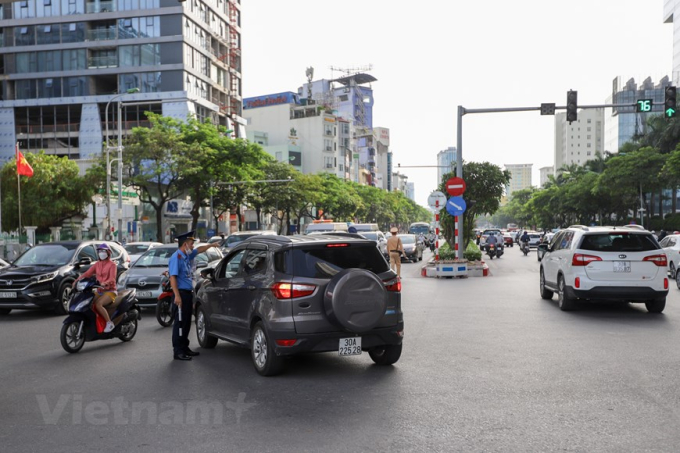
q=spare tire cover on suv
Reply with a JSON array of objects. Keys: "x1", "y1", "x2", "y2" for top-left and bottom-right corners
[{"x1": 323, "y1": 268, "x2": 387, "y2": 333}]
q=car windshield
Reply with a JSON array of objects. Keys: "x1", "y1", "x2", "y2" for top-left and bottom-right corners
[
  {"x1": 125, "y1": 244, "x2": 151, "y2": 255},
  {"x1": 290, "y1": 244, "x2": 390, "y2": 278},
  {"x1": 14, "y1": 244, "x2": 78, "y2": 266},
  {"x1": 399, "y1": 235, "x2": 416, "y2": 244},
  {"x1": 226, "y1": 234, "x2": 258, "y2": 246},
  {"x1": 134, "y1": 247, "x2": 177, "y2": 267},
  {"x1": 579, "y1": 233, "x2": 659, "y2": 252},
  {"x1": 361, "y1": 232, "x2": 379, "y2": 241}
]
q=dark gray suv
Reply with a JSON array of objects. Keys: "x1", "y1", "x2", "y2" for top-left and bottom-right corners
[{"x1": 195, "y1": 234, "x2": 403, "y2": 376}]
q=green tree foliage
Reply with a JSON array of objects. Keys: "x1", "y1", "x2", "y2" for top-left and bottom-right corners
[
  {"x1": 1, "y1": 152, "x2": 95, "y2": 233},
  {"x1": 439, "y1": 162, "x2": 510, "y2": 248}
]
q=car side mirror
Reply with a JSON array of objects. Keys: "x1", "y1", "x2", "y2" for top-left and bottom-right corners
[
  {"x1": 538, "y1": 244, "x2": 548, "y2": 252},
  {"x1": 75, "y1": 257, "x2": 92, "y2": 268},
  {"x1": 200, "y1": 267, "x2": 215, "y2": 279},
  {"x1": 196, "y1": 262, "x2": 207, "y2": 269}
]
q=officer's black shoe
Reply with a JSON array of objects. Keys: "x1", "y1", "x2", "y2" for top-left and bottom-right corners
[
  {"x1": 185, "y1": 349, "x2": 200, "y2": 357},
  {"x1": 173, "y1": 353, "x2": 192, "y2": 361}
]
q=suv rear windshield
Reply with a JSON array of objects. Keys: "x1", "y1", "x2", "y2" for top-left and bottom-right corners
[
  {"x1": 579, "y1": 233, "x2": 659, "y2": 252},
  {"x1": 288, "y1": 244, "x2": 389, "y2": 278}
]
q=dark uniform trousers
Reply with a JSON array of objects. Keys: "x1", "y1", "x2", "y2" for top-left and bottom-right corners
[{"x1": 172, "y1": 289, "x2": 194, "y2": 356}]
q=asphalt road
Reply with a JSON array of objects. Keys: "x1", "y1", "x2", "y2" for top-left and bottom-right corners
[{"x1": 2, "y1": 246, "x2": 680, "y2": 452}]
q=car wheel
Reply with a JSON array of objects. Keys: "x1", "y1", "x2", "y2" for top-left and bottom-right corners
[
  {"x1": 196, "y1": 305, "x2": 217, "y2": 349},
  {"x1": 0, "y1": 308, "x2": 11, "y2": 315},
  {"x1": 155, "y1": 297, "x2": 173, "y2": 327},
  {"x1": 676, "y1": 270, "x2": 680, "y2": 290},
  {"x1": 60, "y1": 321, "x2": 85, "y2": 353},
  {"x1": 369, "y1": 343, "x2": 402, "y2": 366},
  {"x1": 557, "y1": 275, "x2": 576, "y2": 311},
  {"x1": 251, "y1": 321, "x2": 284, "y2": 376},
  {"x1": 55, "y1": 282, "x2": 73, "y2": 315},
  {"x1": 645, "y1": 298, "x2": 666, "y2": 313},
  {"x1": 118, "y1": 319, "x2": 138, "y2": 342},
  {"x1": 671, "y1": 262, "x2": 677, "y2": 279},
  {"x1": 539, "y1": 268, "x2": 554, "y2": 300}
]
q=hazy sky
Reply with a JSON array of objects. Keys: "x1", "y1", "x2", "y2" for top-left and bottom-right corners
[{"x1": 241, "y1": 0, "x2": 672, "y2": 208}]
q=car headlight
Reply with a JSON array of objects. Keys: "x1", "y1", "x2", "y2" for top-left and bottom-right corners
[{"x1": 33, "y1": 272, "x2": 57, "y2": 284}]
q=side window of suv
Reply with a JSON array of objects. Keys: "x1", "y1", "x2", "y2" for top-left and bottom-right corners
[
  {"x1": 560, "y1": 231, "x2": 575, "y2": 250},
  {"x1": 243, "y1": 249, "x2": 267, "y2": 275},
  {"x1": 550, "y1": 232, "x2": 565, "y2": 250},
  {"x1": 218, "y1": 250, "x2": 246, "y2": 279}
]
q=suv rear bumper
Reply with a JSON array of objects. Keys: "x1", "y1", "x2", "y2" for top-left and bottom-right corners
[
  {"x1": 567, "y1": 285, "x2": 668, "y2": 301},
  {"x1": 271, "y1": 323, "x2": 404, "y2": 356}
]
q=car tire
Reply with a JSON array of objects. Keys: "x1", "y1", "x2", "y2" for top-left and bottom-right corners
[
  {"x1": 118, "y1": 319, "x2": 138, "y2": 342},
  {"x1": 196, "y1": 305, "x2": 218, "y2": 349},
  {"x1": 251, "y1": 321, "x2": 284, "y2": 376},
  {"x1": 60, "y1": 321, "x2": 85, "y2": 353},
  {"x1": 0, "y1": 308, "x2": 11, "y2": 315},
  {"x1": 55, "y1": 281, "x2": 73, "y2": 315},
  {"x1": 324, "y1": 269, "x2": 387, "y2": 333},
  {"x1": 539, "y1": 268, "x2": 553, "y2": 300},
  {"x1": 676, "y1": 270, "x2": 680, "y2": 290},
  {"x1": 557, "y1": 275, "x2": 576, "y2": 311},
  {"x1": 671, "y1": 262, "x2": 677, "y2": 279},
  {"x1": 645, "y1": 298, "x2": 666, "y2": 313},
  {"x1": 369, "y1": 343, "x2": 402, "y2": 366}
]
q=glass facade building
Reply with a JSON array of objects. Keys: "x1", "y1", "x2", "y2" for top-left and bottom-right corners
[{"x1": 0, "y1": 0, "x2": 244, "y2": 162}]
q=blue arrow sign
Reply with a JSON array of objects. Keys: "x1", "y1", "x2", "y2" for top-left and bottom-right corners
[{"x1": 446, "y1": 196, "x2": 466, "y2": 216}]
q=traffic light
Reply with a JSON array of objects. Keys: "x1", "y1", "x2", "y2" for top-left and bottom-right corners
[
  {"x1": 665, "y1": 86, "x2": 677, "y2": 119},
  {"x1": 566, "y1": 90, "x2": 578, "y2": 123}
]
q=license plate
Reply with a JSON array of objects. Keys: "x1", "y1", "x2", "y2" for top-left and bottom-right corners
[
  {"x1": 137, "y1": 291, "x2": 152, "y2": 298},
  {"x1": 0, "y1": 292, "x2": 17, "y2": 298},
  {"x1": 339, "y1": 337, "x2": 362, "y2": 356},
  {"x1": 613, "y1": 261, "x2": 631, "y2": 273}
]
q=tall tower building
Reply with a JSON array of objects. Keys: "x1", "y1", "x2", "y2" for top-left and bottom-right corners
[
  {"x1": 504, "y1": 163, "x2": 532, "y2": 198},
  {"x1": 0, "y1": 0, "x2": 244, "y2": 162},
  {"x1": 554, "y1": 108, "x2": 604, "y2": 172},
  {"x1": 436, "y1": 147, "x2": 456, "y2": 185}
]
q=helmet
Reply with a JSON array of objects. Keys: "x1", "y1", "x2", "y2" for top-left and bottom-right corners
[{"x1": 97, "y1": 243, "x2": 112, "y2": 255}]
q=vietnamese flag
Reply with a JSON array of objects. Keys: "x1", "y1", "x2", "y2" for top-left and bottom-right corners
[{"x1": 16, "y1": 144, "x2": 33, "y2": 177}]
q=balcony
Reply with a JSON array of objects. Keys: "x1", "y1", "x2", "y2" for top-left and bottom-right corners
[
  {"x1": 86, "y1": 1, "x2": 115, "y2": 14},
  {"x1": 88, "y1": 55, "x2": 118, "y2": 68},
  {"x1": 87, "y1": 28, "x2": 116, "y2": 41}
]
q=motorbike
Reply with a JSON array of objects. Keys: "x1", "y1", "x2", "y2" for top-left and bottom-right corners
[
  {"x1": 156, "y1": 271, "x2": 174, "y2": 327},
  {"x1": 486, "y1": 243, "x2": 497, "y2": 260},
  {"x1": 520, "y1": 240, "x2": 530, "y2": 256},
  {"x1": 60, "y1": 277, "x2": 140, "y2": 353}
]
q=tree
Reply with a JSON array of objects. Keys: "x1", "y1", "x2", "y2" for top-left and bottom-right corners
[
  {"x1": 439, "y1": 162, "x2": 510, "y2": 249},
  {"x1": 1, "y1": 151, "x2": 95, "y2": 233}
]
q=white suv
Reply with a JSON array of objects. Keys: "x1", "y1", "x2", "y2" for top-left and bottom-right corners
[{"x1": 538, "y1": 226, "x2": 669, "y2": 312}]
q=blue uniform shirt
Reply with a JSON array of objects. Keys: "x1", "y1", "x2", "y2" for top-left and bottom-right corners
[{"x1": 168, "y1": 248, "x2": 199, "y2": 290}]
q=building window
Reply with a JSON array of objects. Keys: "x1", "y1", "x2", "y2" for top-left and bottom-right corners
[
  {"x1": 44, "y1": 0, "x2": 51, "y2": 5},
  {"x1": 587, "y1": 143, "x2": 591, "y2": 148},
  {"x1": 69, "y1": 23, "x2": 76, "y2": 32},
  {"x1": 124, "y1": 19, "x2": 132, "y2": 28},
  {"x1": 20, "y1": 27, "x2": 28, "y2": 34},
  {"x1": 20, "y1": 1, "x2": 28, "y2": 7},
  {"x1": 587, "y1": 119, "x2": 591, "y2": 123},
  {"x1": 44, "y1": 25, "x2": 51, "y2": 33}
]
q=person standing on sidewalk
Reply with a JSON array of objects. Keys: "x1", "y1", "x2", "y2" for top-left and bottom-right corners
[
  {"x1": 169, "y1": 230, "x2": 220, "y2": 361},
  {"x1": 386, "y1": 227, "x2": 404, "y2": 279}
]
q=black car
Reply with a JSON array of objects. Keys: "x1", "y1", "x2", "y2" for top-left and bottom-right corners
[
  {"x1": 0, "y1": 241, "x2": 129, "y2": 316},
  {"x1": 195, "y1": 234, "x2": 403, "y2": 376}
]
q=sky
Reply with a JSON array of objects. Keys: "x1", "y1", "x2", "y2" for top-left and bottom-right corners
[{"x1": 240, "y1": 0, "x2": 673, "y2": 209}]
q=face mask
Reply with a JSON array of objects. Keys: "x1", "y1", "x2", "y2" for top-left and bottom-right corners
[{"x1": 98, "y1": 251, "x2": 108, "y2": 260}]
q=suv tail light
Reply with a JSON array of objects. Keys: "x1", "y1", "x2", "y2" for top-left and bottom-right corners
[
  {"x1": 572, "y1": 253, "x2": 602, "y2": 266},
  {"x1": 643, "y1": 254, "x2": 668, "y2": 267},
  {"x1": 271, "y1": 282, "x2": 316, "y2": 299},
  {"x1": 326, "y1": 243, "x2": 349, "y2": 248},
  {"x1": 383, "y1": 277, "x2": 401, "y2": 292}
]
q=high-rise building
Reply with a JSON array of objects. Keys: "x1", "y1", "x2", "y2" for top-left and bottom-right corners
[
  {"x1": 664, "y1": 1, "x2": 680, "y2": 83},
  {"x1": 604, "y1": 76, "x2": 670, "y2": 153},
  {"x1": 504, "y1": 163, "x2": 532, "y2": 198},
  {"x1": 0, "y1": 0, "x2": 245, "y2": 162},
  {"x1": 539, "y1": 166, "x2": 554, "y2": 187},
  {"x1": 554, "y1": 108, "x2": 603, "y2": 172},
  {"x1": 436, "y1": 147, "x2": 456, "y2": 185}
]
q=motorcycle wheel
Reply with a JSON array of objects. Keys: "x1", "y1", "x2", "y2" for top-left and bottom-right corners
[
  {"x1": 60, "y1": 321, "x2": 85, "y2": 353},
  {"x1": 119, "y1": 319, "x2": 138, "y2": 342},
  {"x1": 155, "y1": 297, "x2": 174, "y2": 327}
]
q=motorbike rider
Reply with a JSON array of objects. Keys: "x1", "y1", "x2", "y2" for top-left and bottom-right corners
[
  {"x1": 486, "y1": 232, "x2": 499, "y2": 251},
  {"x1": 520, "y1": 231, "x2": 530, "y2": 249},
  {"x1": 73, "y1": 243, "x2": 118, "y2": 333}
]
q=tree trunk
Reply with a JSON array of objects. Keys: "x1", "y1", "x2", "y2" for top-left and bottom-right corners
[
  {"x1": 255, "y1": 207, "x2": 261, "y2": 230},
  {"x1": 286, "y1": 209, "x2": 291, "y2": 235},
  {"x1": 156, "y1": 205, "x2": 164, "y2": 243},
  {"x1": 673, "y1": 185, "x2": 678, "y2": 215}
]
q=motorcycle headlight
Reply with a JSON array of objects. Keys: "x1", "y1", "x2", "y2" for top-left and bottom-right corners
[
  {"x1": 33, "y1": 272, "x2": 57, "y2": 284},
  {"x1": 117, "y1": 271, "x2": 129, "y2": 288},
  {"x1": 76, "y1": 280, "x2": 89, "y2": 292}
]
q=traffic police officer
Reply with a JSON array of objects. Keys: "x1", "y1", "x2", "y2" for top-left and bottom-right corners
[{"x1": 169, "y1": 230, "x2": 220, "y2": 361}]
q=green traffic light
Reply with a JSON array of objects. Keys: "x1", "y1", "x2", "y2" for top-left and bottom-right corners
[{"x1": 666, "y1": 108, "x2": 676, "y2": 118}]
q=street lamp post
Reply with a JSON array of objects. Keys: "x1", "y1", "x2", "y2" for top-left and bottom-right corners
[{"x1": 104, "y1": 88, "x2": 138, "y2": 241}]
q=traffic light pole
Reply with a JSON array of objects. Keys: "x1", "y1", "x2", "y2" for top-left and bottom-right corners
[{"x1": 455, "y1": 101, "x2": 637, "y2": 260}]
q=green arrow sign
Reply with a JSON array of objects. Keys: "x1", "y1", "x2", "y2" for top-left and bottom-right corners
[{"x1": 667, "y1": 108, "x2": 676, "y2": 118}]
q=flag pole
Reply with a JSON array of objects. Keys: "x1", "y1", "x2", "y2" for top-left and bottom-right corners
[{"x1": 16, "y1": 143, "x2": 21, "y2": 239}]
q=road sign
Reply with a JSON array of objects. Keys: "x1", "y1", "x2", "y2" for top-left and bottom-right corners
[
  {"x1": 446, "y1": 196, "x2": 466, "y2": 216},
  {"x1": 445, "y1": 177, "x2": 466, "y2": 196},
  {"x1": 427, "y1": 191, "x2": 447, "y2": 211}
]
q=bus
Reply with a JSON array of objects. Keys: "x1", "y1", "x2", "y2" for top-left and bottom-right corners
[
  {"x1": 408, "y1": 222, "x2": 432, "y2": 235},
  {"x1": 507, "y1": 223, "x2": 519, "y2": 231}
]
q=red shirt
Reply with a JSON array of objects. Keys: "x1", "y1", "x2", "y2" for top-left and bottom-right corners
[{"x1": 77, "y1": 259, "x2": 118, "y2": 292}]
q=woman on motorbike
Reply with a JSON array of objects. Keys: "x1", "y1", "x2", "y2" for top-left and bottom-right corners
[{"x1": 73, "y1": 244, "x2": 118, "y2": 333}]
